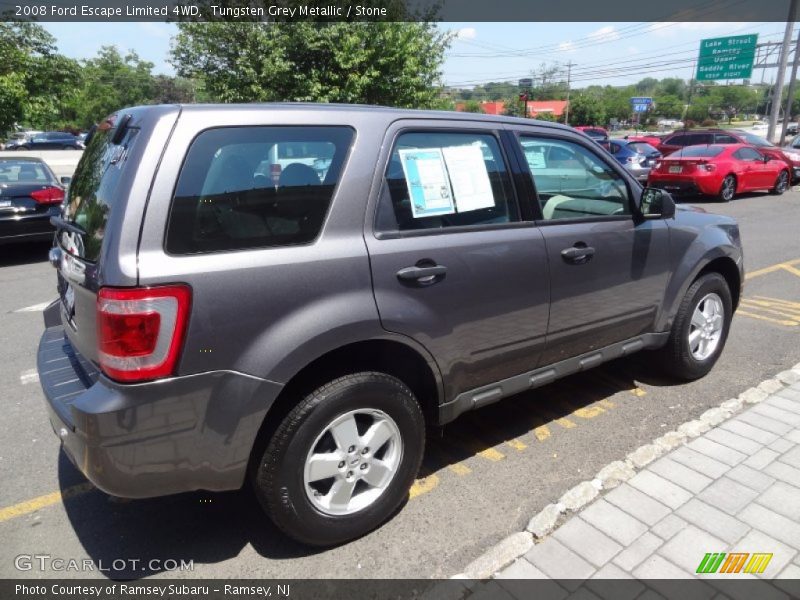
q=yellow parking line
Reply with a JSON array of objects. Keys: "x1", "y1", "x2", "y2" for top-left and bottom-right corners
[
  {"x1": 505, "y1": 438, "x2": 528, "y2": 451},
  {"x1": 746, "y1": 258, "x2": 800, "y2": 280},
  {"x1": 781, "y1": 264, "x2": 800, "y2": 278},
  {"x1": 752, "y1": 296, "x2": 800, "y2": 311},
  {"x1": 599, "y1": 399, "x2": 616, "y2": 409},
  {"x1": 448, "y1": 463, "x2": 472, "y2": 476},
  {"x1": 591, "y1": 371, "x2": 647, "y2": 397},
  {"x1": 476, "y1": 447, "x2": 506, "y2": 461},
  {"x1": 0, "y1": 482, "x2": 94, "y2": 523},
  {"x1": 533, "y1": 425, "x2": 551, "y2": 441},
  {"x1": 736, "y1": 309, "x2": 798, "y2": 327},
  {"x1": 739, "y1": 302, "x2": 800, "y2": 321},
  {"x1": 409, "y1": 474, "x2": 439, "y2": 499}
]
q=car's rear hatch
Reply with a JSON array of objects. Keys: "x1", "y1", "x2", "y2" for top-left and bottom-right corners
[{"x1": 52, "y1": 106, "x2": 180, "y2": 365}]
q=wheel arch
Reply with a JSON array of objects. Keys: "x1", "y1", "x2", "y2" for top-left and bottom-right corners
[{"x1": 246, "y1": 336, "x2": 443, "y2": 478}]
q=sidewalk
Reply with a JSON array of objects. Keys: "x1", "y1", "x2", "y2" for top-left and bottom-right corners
[{"x1": 457, "y1": 366, "x2": 800, "y2": 595}]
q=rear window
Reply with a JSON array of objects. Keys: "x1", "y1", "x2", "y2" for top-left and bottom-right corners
[
  {"x1": 165, "y1": 126, "x2": 353, "y2": 255},
  {"x1": 740, "y1": 133, "x2": 774, "y2": 148},
  {"x1": 61, "y1": 119, "x2": 139, "y2": 262},
  {"x1": 674, "y1": 145, "x2": 724, "y2": 157},
  {"x1": 0, "y1": 160, "x2": 55, "y2": 183},
  {"x1": 627, "y1": 142, "x2": 658, "y2": 154}
]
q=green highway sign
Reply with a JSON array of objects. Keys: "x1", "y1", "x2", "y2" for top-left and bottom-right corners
[{"x1": 696, "y1": 34, "x2": 758, "y2": 81}]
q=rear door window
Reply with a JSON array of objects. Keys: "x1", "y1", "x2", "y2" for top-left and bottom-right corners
[
  {"x1": 166, "y1": 126, "x2": 353, "y2": 254},
  {"x1": 374, "y1": 130, "x2": 518, "y2": 233}
]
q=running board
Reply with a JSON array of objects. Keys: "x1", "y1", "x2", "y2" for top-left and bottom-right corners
[{"x1": 438, "y1": 333, "x2": 669, "y2": 424}]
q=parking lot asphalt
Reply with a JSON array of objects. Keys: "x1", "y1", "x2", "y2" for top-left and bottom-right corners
[{"x1": 0, "y1": 190, "x2": 798, "y2": 580}]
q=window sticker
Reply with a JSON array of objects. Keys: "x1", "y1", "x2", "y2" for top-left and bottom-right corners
[
  {"x1": 398, "y1": 148, "x2": 455, "y2": 218},
  {"x1": 524, "y1": 146, "x2": 547, "y2": 169},
  {"x1": 441, "y1": 145, "x2": 495, "y2": 213}
]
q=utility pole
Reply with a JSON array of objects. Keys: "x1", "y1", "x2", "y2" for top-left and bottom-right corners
[
  {"x1": 780, "y1": 29, "x2": 800, "y2": 145},
  {"x1": 768, "y1": 0, "x2": 798, "y2": 142},
  {"x1": 564, "y1": 61, "x2": 574, "y2": 125}
]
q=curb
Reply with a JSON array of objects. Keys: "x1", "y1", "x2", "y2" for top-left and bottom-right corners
[{"x1": 453, "y1": 361, "x2": 800, "y2": 580}]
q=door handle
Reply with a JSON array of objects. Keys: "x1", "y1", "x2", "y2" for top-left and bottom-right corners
[
  {"x1": 561, "y1": 244, "x2": 595, "y2": 264},
  {"x1": 397, "y1": 264, "x2": 447, "y2": 285}
]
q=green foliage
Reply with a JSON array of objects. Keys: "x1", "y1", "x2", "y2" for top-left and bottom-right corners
[
  {"x1": 461, "y1": 99, "x2": 483, "y2": 113},
  {"x1": 568, "y1": 93, "x2": 606, "y2": 126},
  {"x1": 70, "y1": 47, "x2": 156, "y2": 128},
  {"x1": 652, "y1": 94, "x2": 683, "y2": 119},
  {"x1": 534, "y1": 112, "x2": 556, "y2": 122},
  {"x1": 171, "y1": 22, "x2": 451, "y2": 107}
]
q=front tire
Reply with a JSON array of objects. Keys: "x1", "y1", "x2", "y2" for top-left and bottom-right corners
[
  {"x1": 718, "y1": 175, "x2": 736, "y2": 202},
  {"x1": 252, "y1": 372, "x2": 425, "y2": 546},
  {"x1": 771, "y1": 170, "x2": 789, "y2": 195},
  {"x1": 658, "y1": 273, "x2": 733, "y2": 381}
]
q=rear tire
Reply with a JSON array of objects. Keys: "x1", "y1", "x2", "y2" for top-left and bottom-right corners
[
  {"x1": 658, "y1": 273, "x2": 732, "y2": 381},
  {"x1": 718, "y1": 175, "x2": 736, "y2": 202},
  {"x1": 252, "y1": 372, "x2": 425, "y2": 546},
  {"x1": 771, "y1": 170, "x2": 789, "y2": 195}
]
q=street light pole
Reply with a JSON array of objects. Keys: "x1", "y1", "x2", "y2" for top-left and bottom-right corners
[
  {"x1": 564, "y1": 61, "x2": 574, "y2": 125},
  {"x1": 780, "y1": 28, "x2": 800, "y2": 145},
  {"x1": 768, "y1": 0, "x2": 798, "y2": 142}
]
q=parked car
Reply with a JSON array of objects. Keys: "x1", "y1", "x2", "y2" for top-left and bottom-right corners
[
  {"x1": 4, "y1": 131, "x2": 42, "y2": 150},
  {"x1": 574, "y1": 125, "x2": 609, "y2": 142},
  {"x1": 13, "y1": 131, "x2": 84, "y2": 150},
  {"x1": 625, "y1": 133, "x2": 667, "y2": 147},
  {"x1": 0, "y1": 157, "x2": 66, "y2": 244},
  {"x1": 780, "y1": 135, "x2": 800, "y2": 181},
  {"x1": 603, "y1": 139, "x2": 662, "y2": 182},
  {"x1": 648, "y1": 144, "x2": 790, "y2": 201},
  {"x1": 38, "y1": 105, "x2": 743, "y2": 546},
  {"x1": 751, "y1": 121, "x2": 768, "y2": 132},
  {"x1": 656, "y1": 129, "x2": 794, "y2": 178}
]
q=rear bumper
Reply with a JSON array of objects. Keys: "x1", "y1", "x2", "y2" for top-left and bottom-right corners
[
  {"x1": 0, "y1": 208, "x2": 58, "y2": 244},
  {"x1": 648, "y1": 178, "x2": 706, "y2": 196},
  {"x1": 38, "y1": 305, "x2": 283, "y2": 498}
]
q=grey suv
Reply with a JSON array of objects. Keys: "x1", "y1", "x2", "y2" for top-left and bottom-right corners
[{"x1": 38, "y1": 105, "x2": 743, "y2": 546}]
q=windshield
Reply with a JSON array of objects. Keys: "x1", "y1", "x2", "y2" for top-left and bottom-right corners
[{"x1": 674, "y1": 145, "x2": 724, "y2": 157}]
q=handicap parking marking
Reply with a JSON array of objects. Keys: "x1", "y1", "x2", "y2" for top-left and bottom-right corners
[
  {"x1": 738, "y1": 296, "x2": 800, "y2": 327},
  {"x1": 745, "y1": 258, "x2": 800, "y2": 280}
]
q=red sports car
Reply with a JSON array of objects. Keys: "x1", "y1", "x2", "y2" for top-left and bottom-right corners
[
  {"x1": 648, "y1": 144, "x2": 791, "y2": 201},
  {"x1": 625, "y1": 134, "x2": 665, "y2": 147}
]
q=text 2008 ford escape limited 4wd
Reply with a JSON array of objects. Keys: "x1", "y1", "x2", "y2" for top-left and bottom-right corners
[{"x1": 38, "y1": 105, "x2": 743, "y2": 546}]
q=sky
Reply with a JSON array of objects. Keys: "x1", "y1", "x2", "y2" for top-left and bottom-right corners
[{"x1": 42, "y1": 21, "x2": 793, "y2": 90}]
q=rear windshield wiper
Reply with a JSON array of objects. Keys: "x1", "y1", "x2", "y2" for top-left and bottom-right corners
[{"x1": 50, "y1": 216, "x2": 86, "y2": 236}]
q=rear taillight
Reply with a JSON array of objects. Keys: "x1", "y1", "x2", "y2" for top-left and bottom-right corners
[
  {"x1": 698, "y1": 163, "x2": 716, "y2": 172},
  {"x1": 97, "y1": 285, "x2": 191, "y2": 382},
  {"x1": 30, "y1": 186, "x2": 65, "y2": 204}
]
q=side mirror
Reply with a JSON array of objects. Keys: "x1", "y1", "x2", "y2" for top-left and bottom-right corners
[
  {"x1": 60, "y1": 176, "x2": 72, "y2": 186},
  {"x1": 763, "y1": 154, "x2": 772, "y2": 162},
  {"x1": 640, "y1": 187, "x2": 676, "y2": 219}
]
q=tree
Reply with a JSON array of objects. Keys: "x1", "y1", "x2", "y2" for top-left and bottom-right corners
[
  {"x1": 0, "y1": 23, "x2": 79, "y2": 134},
  {"x1": 462, "y1": 99, "x2": 483, "y2": 113},
  {"x1": 71, "y1": 47, "x2": 155, "y2": 128},
  {"x1": 653, "y1": 94, "x2": 684, "y2": 119},
  {"x1": 171, "y1": 22, "x2": 451, "y2": 107},
  {"x1": 568, "y1": 93, "x2": 606, "y2": 126}
]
